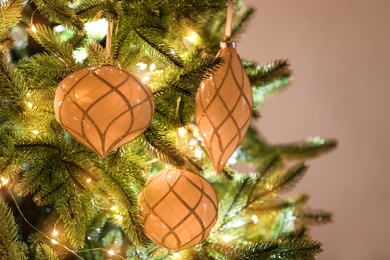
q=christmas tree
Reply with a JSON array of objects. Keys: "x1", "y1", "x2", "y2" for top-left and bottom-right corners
[{"x1": 0, "y1": 0, "x2": 336, "y2": 259}]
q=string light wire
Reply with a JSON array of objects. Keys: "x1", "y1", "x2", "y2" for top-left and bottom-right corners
[{"x1": 5, "y1": 184, "x2": 125, "y2": 259}]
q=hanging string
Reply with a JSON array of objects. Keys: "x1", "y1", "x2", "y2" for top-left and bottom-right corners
[
  {"x1": 105, "y1": 19, "x2": 113, "y2": 58},
  {"x1": 224, "y1": 0, "x2": 235, "y2": 41}
]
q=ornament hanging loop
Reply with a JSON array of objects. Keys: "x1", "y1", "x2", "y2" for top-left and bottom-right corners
[
  {"x1": 105, "y1": 19, "x2": 113, "y2": 59},
  {"x1": 224, "y1": 0, "x2": 236, "y2": 41}
]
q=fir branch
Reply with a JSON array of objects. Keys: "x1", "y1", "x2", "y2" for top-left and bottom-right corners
[
  {"x1": 280, "y1": 226, "x2": 309, "y2": 240},
  {"x1": 256, "y1": 154, "x2": 282, "y2": 176},
  {"x1": 0, "y1": 51, "x2": 26, "y2": 112},
  {"x1": 298, "y1": 208, "x2": 333, "y2": 226},
  {"x1": 0, "y1": 198, "x2": 28, "y2": 259},
  {"x1": 243, "y1": 59, "x2": 292, "y2": 89},
  {"x1": 251, "y1": 163, "x2": 308, "y2": 201},
  {"x1": 56, "y1": 192, "x2": 94, "y2": 249},
  {"x1": 231, "y1": 5, "x2": 254, "y2": 40},
  {"x1": 31, "y1": 0, "x2": 85, "y2": 34},
  {"x1": 238, "y1": 125, "x2": 270, "y2": 164},
  {"x1": 178, "y1": 249, "x2": 215, "y2": 260},
  {"x1": 251, "y1": 193, "x2": 309, "y2": 211},
  {"x1": 271, "y1": 137, "x2": 338, "y2": 160},
  {"x1": 35, "y1": 244, "x2": 60, "y2": 260},
  {"x1": 0, "y1": 0, "x2": 24, "y2": 35},
  {"x1": 142, "y1": 126, "x2": 187, "y2": 166},
  {"x1": 19, "y1": 52, "x2": 75, "y2": 88},
  {"x1": 211, "y1": 241, "x2": 279, "y2": 260},
  {"x1": 99, "y1": 171, "x2": 149, "y2": 247},
  {"x1": 27, "y1": 24, "x2": 76, "y2": 69},
  {"x1": 275, "y1": 239, "x2": 323, "y2": 260},
  {"x1": 110, "y1": 18, "x2": 133, "y2": 62},
  {"x1": 214, "y1": 174, "x2": 257, "y2": 231},
  {"x1": 86, "y1": 41, "x2": 106, "y2": 66},
  {"x1": 74, "y1": 0, "x2": 105, "y2": 21},
  {"x1": 133, "y1": 28, "x2": 184, "y2": 68},
  {"x1": 151, "y1": 51, "x2": 222, "y2": 128}
]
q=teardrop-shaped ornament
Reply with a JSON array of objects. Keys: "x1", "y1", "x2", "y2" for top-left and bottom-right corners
[
  {"x1": 195, "y1": 42, "x2": 253, "y2": 173},
  {"x1": 54, "y1": 65, "x2": 154, "y2": 157}
]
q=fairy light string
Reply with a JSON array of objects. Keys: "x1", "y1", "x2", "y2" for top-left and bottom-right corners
[{"x1": 3, "y1": 182, "x2": 125, "y2": 259}]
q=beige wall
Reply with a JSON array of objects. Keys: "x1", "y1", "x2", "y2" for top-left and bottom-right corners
[{"x1": 239, "y1": 0, "x2": 390, "y2": 259}]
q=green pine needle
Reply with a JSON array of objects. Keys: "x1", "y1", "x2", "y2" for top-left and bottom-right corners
[
  {"x1": 275, "y1": 239, "x2": 323, "y2": 260},
  {"x1": 35, "y1": 244, "x2": 60, "y2": 260},
  {"x1": 31, "y1": 0, "x2": 85, "y2": 34},
  {"x1": 298, "y1": 208, "x2": 333, "y2": 225},
  {"x1": 0, "y1": 0, "x2": 24, "y2": 36},
  {"x1": 0, "y1": 198, "x2": 28, "y2": 259}
]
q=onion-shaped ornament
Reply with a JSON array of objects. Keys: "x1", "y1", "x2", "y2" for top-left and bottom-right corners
[
  {"x1": 195, "y1": 42, "x2": 253, "y2": 173},
  {"x1": 54, "y1": 65, "x2": 154, "y2": 157},
  {"x1": 138, "y1": 168, "x2": 218, "y2": 250}
]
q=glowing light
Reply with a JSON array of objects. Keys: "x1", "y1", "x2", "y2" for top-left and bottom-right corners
[
  {"x1": 178, "y1": 127, "x2": 186, "y2": 137},
  {"x1": 173, "y1": 252, "x2": 181, "y2": 258},
  {"x1": 307, "y1": 136, "x2": 325, "y2": 145},
  {"x1": 115, "y1": 214, "x2": 123, "y2": 221},
  {"x1": 52, "y1": 229, "x2": 58, "y2": 237},
  {"x1": 86, "y1": 178, "x2": 91, "y2": 183},
  {"x1": 222, "y1": 235, "x2": 232, "y2": 243},
  {"x1": 227, "y1": 157, "x2": 236, "y2": 164},
  {"x1": 51, "y1": 239, "x2": 59, "y2": 245},
  {"x1": 32, "y1": 130, "x2": 39, "y2": 135},
  {"x1": 252, "y1": 215, "x2": 258, "y2": 224},
  {"x1": 136, "y1": 62, "x2": 148, "y2": 71},
  {"x1": 84, "y1": 19, "x2": 108, "y2": 36},
  {"x1": 142, "y1": 76, "x2": 150, "y2": 83},
  {"x1": 186, "y1": 32, "x2": 197, "y2": 43},
  {"x1": 27, "y1": 102, "x2": 33, "y2": 108},
  {"x1": 31, "y1": 25, "x2": 37, "y2": 33},
  {"x1": 150, "y1": 63, "x2": 156, "y2": 71},
  {"x1": 1, "y1": 177, "x2": 9, "y2": 186},
  {"x1": 108, "y1": 249, "x2": 115, "y2": 256},
  {"x1": 189, "y1": 139, "x2": 197, "y2": 146},
  {"x1": 110, "y1": 205, "x2": 118, "y2": 211}
]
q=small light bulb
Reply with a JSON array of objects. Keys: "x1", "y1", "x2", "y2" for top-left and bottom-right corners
[
  {"x1": 52, "y1": 229, "x2": 58, "y2": 237},
  {"x1": 222, "y1": 235, "x2": 232, "y2": 243},
  {"x1": 31, "y1": 25, "x2": 37, "y2": 33},
  {"x1": 142, "y1": 76, "x2": 150, "y2": 83},
  {"x1": 86, "y1": 178, "x2": 91, "y2": 183},
  {"x1": 110, "y1": 205, "x2": 118, "y2": 211},
  {"x1": 136, "y1": 62, "x2": 147, "y2": 71},
  {"x1": 115, "y1": 214, "x2": 123, "y2": 221},
  {"x1": 252, "y1": 215, "x2": 258, "y2": 224},
  {"x1": 178, "y1": 127, "x2": 186, "y2": 137},
  {"x1": 1, "y1": 177, "x2": 9, "y2": 186},
  {"x1": 173, "y1": 252, "x2": 181, "y2": 258},
  {"x1": 150, "y1": 63, "x2": 156, "y2": 71},
  {"x1": 51, "y1": 239, "x2": 59, "y2": 245},
  {"x1": 189, "y1": 139, "x2": 197, "y2": 146},
  {"x1": 186, "y1": 32, "x2": 197, "y2": 43},
  {"x1": 108, "y1": 249, "x2": 115, "y2": 256},
  {"x1": 27, "y1": 102, "x2": 33, "y2": 108},
  {"x1": 32, "y1": 130, "x2": 39, "y2": 135}
]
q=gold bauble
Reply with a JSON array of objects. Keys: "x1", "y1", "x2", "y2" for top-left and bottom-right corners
[
  {"x1": 196, "y1": 42, "x2": 253, "y2": 173},
  {"x1": 54, "y1": 65, "x2": 154, "y2": 157},
  {"x1": 138, "y1": 168, "x2": 218, "y2": 250}
]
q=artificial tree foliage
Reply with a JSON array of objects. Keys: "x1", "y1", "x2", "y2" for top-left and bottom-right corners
[{"x1": 0, "y1": 0, "x2": 336, "y2": 259}]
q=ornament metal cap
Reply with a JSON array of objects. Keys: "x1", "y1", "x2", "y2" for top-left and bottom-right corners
[{"x1": 220, "y1": 41, "x2": 236, "y2": 48}]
